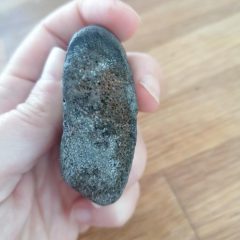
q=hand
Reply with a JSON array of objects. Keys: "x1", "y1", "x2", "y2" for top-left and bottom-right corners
[{"x1": 0, "y1": 0, "x2": 161, "y2": 239}]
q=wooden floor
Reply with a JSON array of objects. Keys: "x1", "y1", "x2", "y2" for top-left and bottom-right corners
[{"x1": 1, "y1": 0, "x2": 240, "y2": 239}]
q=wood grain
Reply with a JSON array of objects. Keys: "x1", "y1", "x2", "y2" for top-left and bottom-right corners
[
  {"x1": 166, "y1": 138, "x2": 240, "y2": 240},
  {"x1": 1, "y1": 0, "x2": 240, "y2": 239}
]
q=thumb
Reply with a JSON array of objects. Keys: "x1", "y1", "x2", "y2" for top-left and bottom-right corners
[{"x1": 0, "y1": 47, "x2": 65, "y2": 178}]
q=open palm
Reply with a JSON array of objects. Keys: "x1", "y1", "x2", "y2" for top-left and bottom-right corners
[{"x1": 0, "y1": 0, "x2": 161, "y2": 239}]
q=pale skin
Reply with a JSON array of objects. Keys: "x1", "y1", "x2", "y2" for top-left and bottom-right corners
[{"x1": 0, "y1": 0, "x2": 162, "y2": 239}]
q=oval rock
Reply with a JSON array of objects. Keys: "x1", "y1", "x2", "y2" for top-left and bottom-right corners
[{"x1": 60, "y1": 25, "x2": 138, "y2": 206}]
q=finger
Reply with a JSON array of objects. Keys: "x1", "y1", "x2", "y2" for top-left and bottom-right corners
[
  {"x1": 0, "y1": 47, "x2": 65, "y2": 179},
  {"x1": 127, "y1": 52, "x2": 162, "y2": 112},
  {"x1": 3, "y1": 0, "x2": 140, "y2": 84},
  {"x1": 0, "y1": 75, "x2": 32, "y2": 114},
  {"x1": 126, "y1": 126, "x2": 147, "y2": 188},
  {"x1": 71, "y1": 182, "x2": 140, "y2": 227},
  {"x1": 80, "y1": 0, "x2": 140, "y2": 40}
]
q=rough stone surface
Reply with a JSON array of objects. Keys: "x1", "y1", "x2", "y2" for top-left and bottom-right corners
[{"x1": 60, "y1": 25, "x2": 138, "y2": 206}]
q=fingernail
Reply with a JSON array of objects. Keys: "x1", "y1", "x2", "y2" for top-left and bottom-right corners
[
  {"x1": 71, "y1": 209, "x2": 92, "y2": 224},
  {"x1": 139, "y1": 75, "x2": 160, "y2": 104}
]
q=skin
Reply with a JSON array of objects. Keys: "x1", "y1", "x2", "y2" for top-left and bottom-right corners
[{"x1": 0, "y1": 0, "x2": 162, "y2": 239}]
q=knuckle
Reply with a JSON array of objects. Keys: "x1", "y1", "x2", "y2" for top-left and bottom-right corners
[
  {"x1": 15, "y1": 96, "x2": 47, "y2": 128},
  {"x1": 14, "y1": 80, "x2": 59, "y2": 128}
]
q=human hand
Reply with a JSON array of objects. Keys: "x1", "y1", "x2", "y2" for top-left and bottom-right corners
[{"x1": 0, "y1": 0, "x2": 161, "y2": 239}]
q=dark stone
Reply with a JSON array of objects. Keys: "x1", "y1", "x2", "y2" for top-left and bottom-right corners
[{"x1": 60, "y1": 25, "x2": 138, "y2": 206}]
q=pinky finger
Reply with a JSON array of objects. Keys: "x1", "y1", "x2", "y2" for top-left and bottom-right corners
[{"x1": 71, "y1": 182, "x2": 140, "y2": 228}]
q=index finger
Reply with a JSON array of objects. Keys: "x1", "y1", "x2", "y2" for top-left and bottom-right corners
[{"x1": 2, "y1": 0, "x2": 140, "y2": 82}]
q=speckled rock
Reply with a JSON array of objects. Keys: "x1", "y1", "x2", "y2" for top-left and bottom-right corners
[{"x1": 60, "y1": 25, "x2": 138, "y2": 206}]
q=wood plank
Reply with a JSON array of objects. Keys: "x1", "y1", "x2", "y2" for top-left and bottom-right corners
[
  {"x1": 149, "y1": 13, "x2": 240, "y2": 96},
  {"x1": 140, "y1": 65, "x2": 240, "y2": 174},
  {"x1": 125, "y1": 0, "x2": 240, "y2": 51},
  {"x1": 165, "y1": 137, "x2": 240, "y2": 240},
  {"x1": 80, "y1": 176, "x2": 197, "y2": 240}
]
